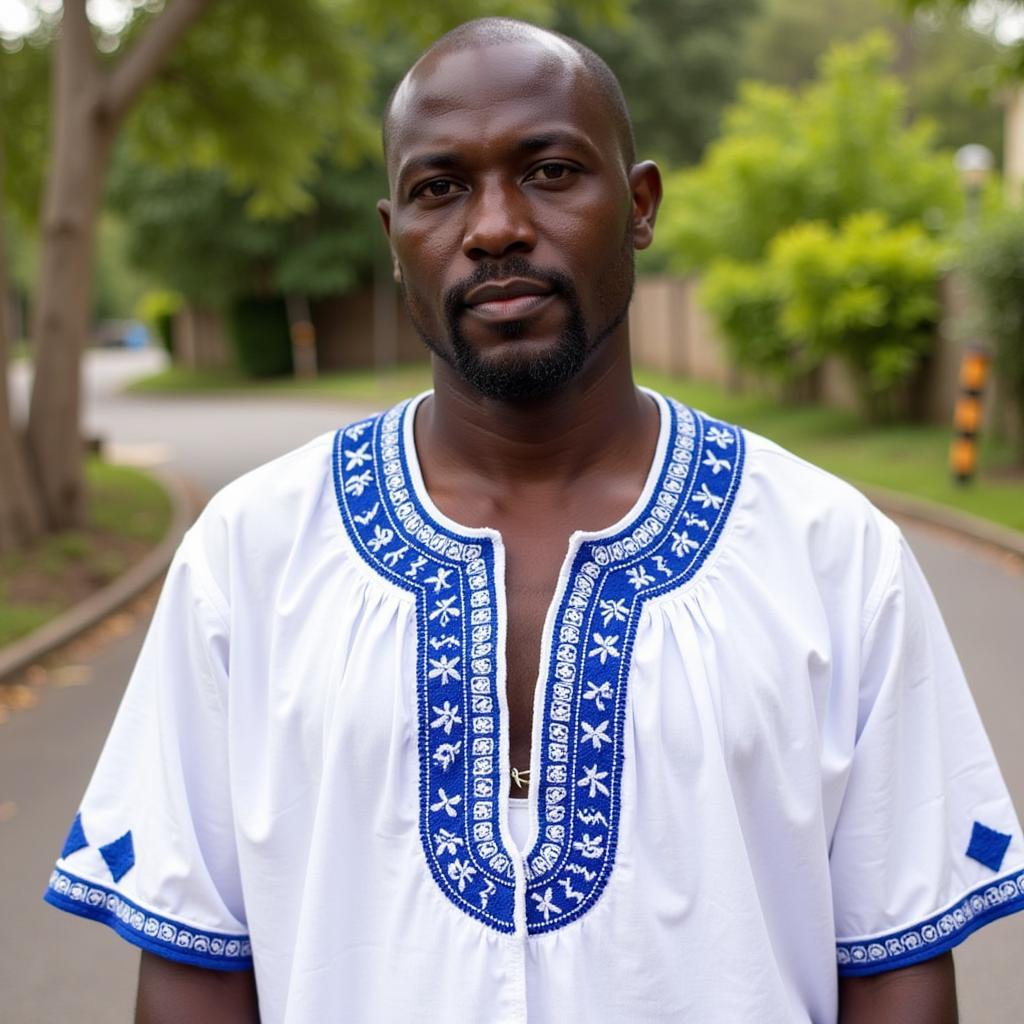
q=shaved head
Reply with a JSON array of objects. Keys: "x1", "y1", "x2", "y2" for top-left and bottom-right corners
[{"x1": 383, "y1": 18, "x2": 636, "y2": 173}]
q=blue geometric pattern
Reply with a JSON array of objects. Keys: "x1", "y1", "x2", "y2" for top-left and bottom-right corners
[
  {"x1": 44, "y1": 867, "x2": 253, "y2": 971},
  {"x1": 966, "y1": 821, "x2": 1012, "y2": 872},
  {"x1": 61, "y1": 812, "x2": 89, "y2": 859},
  {"x1": 99, "y1": 830, "x2": 135, "y2": 882},
  {"x1": 837, "y1": 868, "x2": 1024, "y2": 975},
  {"x1": 332, "y1": 394, "x2": 745, "y2": 935}
]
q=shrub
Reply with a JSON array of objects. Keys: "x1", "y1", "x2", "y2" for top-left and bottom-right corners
[
  {"x1": 230, "y1": 296, "x2": 293, "y2": 378},
  {"x1": 700, "y1": 260, "x2": 793, "y2": 378},
  {"x1": 771, "y1": 212, "x2": 949, "y2": 417},
  {"x1": 700, "y1": 212, "x2": 949, "y2": 418}
]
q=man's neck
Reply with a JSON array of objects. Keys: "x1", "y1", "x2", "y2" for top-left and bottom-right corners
[{"x1": 416, "y1": 338, "x2": 653, "y2": 496}]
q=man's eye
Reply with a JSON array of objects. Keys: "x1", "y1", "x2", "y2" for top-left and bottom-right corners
[
  {"x1": 418, "y1": 179, "x2": 458, "y2": 199},
  {"x1": 528, "y1": 163, "x2": 574, "y2": 182}
]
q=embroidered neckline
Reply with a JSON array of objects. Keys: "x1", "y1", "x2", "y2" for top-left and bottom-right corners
[{"x1": 332, "y1": 390, "x2": 745, "y2": 935}]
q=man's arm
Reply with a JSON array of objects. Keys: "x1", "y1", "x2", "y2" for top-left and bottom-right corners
[
  {"x1": 838, "y1": 952, "x2": 957, "y2": 1024},
  {"x1": 135, "y1": 951, "x2": 260, "y2": 1024}
]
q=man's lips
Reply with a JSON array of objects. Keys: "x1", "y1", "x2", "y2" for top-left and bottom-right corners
[{"x1": 462, "y1": 278, "x2": 555, "y2": 321}]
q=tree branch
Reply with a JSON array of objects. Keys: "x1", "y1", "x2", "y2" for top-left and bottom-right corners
[{"x1": 102, "y1": 0, "x2": 216, "y2": 124}]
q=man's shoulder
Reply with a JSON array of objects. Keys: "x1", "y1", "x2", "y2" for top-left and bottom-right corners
[
  {"x1": 708, "y1": 413, "x2": 901, "y2": 587},
  {"x1": 185, "y1": 409, "x2": 391, "y2": 582}
]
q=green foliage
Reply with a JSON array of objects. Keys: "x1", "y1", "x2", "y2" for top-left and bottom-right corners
[
  {"x1": 964, "y1": 209, "x2": 1024, "y2": 455},
  {"x1": 771, "y1": 212, "x2": 948, "y2": 410},
  {"x1": 655, "y1": 33, "x2": 962, "y2": 272},
  {"x1": 0, "y1": 30, "x2": 51, "y2": 225},
  {"x1": 555, "y1": 0, "x2": 759, "y2": 167},
  {"x1": 107, "y1": 152, "x2": 389, "y2": 308},
  {"x1": 742, "y1": 0, "x2": 1006, "y2": 157},
  {"x1": 902, "y1": 0, "x2": 1024, "y2": 79},
  {"x1": 701, "y1": 211, "x2": 949, "y2": 415},
  {"x1": 137, "y1": 290, "x2": 183, "y2": 356},
  {"x1": 120, "y1": 0, "x2": 375, "y2": 216},
  {"x1": 700, "y1": 260, "x2": 791, "y2": 375},
  {"x1": 230, "y1": 295, "x2": 293, "y2": 378}
]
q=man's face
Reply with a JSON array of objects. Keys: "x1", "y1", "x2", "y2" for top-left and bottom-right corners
[{"x1": 379, "y1": 40, "x2": 652, "y2": 401}]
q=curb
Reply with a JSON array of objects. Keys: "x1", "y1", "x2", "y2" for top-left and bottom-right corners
[
  {"x1": 0, "y1": 465, "x2": 197, "y2": 685},
  {"x1": 861, "y1": 484, "x2": 1024, "y2": 560}
]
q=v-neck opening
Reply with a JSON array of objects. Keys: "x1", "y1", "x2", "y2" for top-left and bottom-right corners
[
  {"x1": 331, "y1": 388, "x2": 745, "y2": 935},
  {"x1": 401, "y1": 389, "x2": 672, "y2": 861}
]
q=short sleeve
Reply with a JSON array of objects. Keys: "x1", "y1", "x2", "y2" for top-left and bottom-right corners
[
  {"x1": 43, "y1": 528, "x2": 252, "y2": 971},
  {"x1": 830, "y1": 531, "x2": 1024, "y2": 976}
]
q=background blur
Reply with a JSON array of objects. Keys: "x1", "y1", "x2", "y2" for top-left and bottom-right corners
[{"x1": 2, "y1": 1, "x2": 1024, "y2": 1021}]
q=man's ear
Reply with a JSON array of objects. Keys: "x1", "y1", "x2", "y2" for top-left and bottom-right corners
[
  {"x1": 377, "y1": 198, "x2": 392, "y2": 239},
  {"x1": 377, "y1": 199, "x2": 401, "y2": 284},
  {"x1": 628, "y1": 161, "x2": 663, "y2": 251}
]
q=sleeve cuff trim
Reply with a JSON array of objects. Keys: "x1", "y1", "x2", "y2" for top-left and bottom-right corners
[
  {"x1": 43, "y1": 867, "x2": 253, "y2": 972},
  {"x1": 836, "y1": 867, "x2": 1024, "y2": 976}
]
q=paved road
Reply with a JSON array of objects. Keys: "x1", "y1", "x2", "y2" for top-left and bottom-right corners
[{"x1": 3, "y1": 350, "x2": 1023, "y2": 1021}]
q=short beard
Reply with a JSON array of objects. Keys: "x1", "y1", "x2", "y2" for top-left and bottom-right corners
[{"x1": 403, "y1": 251, "x2": 634, "y2": 403}]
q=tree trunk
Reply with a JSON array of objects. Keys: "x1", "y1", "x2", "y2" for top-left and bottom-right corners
[
  {"x1": 25, "y1": 0, "x2": 213, "y2": 530},
  {"x1": 0, "y1": 137, "x2": 45, "y2": 554},
  {"x1": 25, "y1": 0, "x2": 110, "y2": 529}
]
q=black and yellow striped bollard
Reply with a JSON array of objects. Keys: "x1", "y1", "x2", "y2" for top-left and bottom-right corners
[{"x1": 950, "y1": 346, "x2": 990, "y2": 485}]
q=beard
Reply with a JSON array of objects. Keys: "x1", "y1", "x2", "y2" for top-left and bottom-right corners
[{"x1": 402, "y1": 246, "x2": 634, "y2": 403}]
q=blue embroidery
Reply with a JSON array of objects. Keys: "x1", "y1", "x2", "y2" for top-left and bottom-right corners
[
  {"x1": 332, "y1": 393, "x2": 744, "y2": 935},
  {"x1": 966, "y1": 821, "x2": 1012, "y2": 872},
  {"x1": 61, "y1": 812, "x2": 89, "y2": 859},
  {"x1": 99, "y1": 830, "x2": 135, "y2": 882},
  {"x1": 44, "y1": 867, "x2": 252, "y2": 971},
  {"x1": 836, "y1": 868, "x2": 1024, "y2": 975}
]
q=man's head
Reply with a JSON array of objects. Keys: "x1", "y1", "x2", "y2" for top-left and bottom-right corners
[{"x1": 378, "y1": 18, "x2": 661, "y2": 403}]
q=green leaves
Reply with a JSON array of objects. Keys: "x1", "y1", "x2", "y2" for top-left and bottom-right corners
[
  {"x1": 657, "y1": 32, "x2": 962, "y2": 275},
  {"x1": 701, "y1": 211, "x2": 948, "y2": 414},
  {"x1": 656, "y1": 32, "x2": 962, "y2": 417}
]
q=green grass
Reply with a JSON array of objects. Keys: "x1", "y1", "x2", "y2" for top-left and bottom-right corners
[
  {"x1": 87, "y1": 459, "x2": 173, "y2": 542},
  {"x1": 0, "y1": 459, "x2": 172, "y2": 647},
  {"x1": 127, "y1": 363, "x2": 1024, "y2": 535}
]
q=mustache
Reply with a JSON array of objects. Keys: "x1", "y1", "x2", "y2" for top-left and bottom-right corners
[{"x1": 443, "y1": 256, "x2": 576, "y2": 322}]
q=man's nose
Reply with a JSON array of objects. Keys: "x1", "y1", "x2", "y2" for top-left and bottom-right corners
[{"x1": 462, "y1": 182, "x2": 537, "y2": 260}]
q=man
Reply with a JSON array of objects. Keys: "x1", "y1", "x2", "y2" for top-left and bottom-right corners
[{"x1": 45, "y1": 19, "x2": 1024, "y2": 1023}]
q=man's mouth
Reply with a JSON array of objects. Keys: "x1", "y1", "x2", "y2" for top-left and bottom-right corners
[{"x1": 462, "y1": 278, "x2": 556, "y2": 322}]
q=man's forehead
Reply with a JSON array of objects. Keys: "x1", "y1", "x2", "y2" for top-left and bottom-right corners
[{"x1": 387, "y1": 39, "x2": 591, "y2": 164}]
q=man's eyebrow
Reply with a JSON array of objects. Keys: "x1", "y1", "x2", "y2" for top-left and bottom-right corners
[
  {"x1": 515, "y1": 131, "x2": 592, "y2": 154},
  {"x1": 395, "y1": 152, "x2": 461, "y2": 191}
]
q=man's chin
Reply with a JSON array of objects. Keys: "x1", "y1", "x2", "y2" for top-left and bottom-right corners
[{"x1": 450, "y1": 338, "x2": 590, "y2": 403}]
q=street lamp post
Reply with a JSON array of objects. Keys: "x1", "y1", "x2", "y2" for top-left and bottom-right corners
[
  {"x1": 949, "y1": 144, "x2": 995, "y2": 486},
  {"x1": 954, "y1": 144, "x2": 995, "y2": 225}
]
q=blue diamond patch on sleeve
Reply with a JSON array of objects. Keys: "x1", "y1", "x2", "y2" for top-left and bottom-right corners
[
  {"x1": 99, "y1": 830, "x2": 136, "y2": 882},
  {"x1": 966, "y1": 821, "x2": 1012, "y2": 872},
  {"x1": 60, "y1": 812, "x2": 89, "y2": 859}
]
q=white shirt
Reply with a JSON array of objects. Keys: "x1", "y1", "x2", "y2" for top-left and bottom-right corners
[{"x1": 46, "y1": 390, "x2": 1024, "y2": 1023}]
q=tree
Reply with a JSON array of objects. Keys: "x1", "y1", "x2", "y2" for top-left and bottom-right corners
[
  {"x1": 2, "y1": 0, "x2": 624, "y2": 552},
  {"x1": 555, "y1": 0, "x2": 759, "y2": 167},
  {"x1": 903, "y1": 0, "x2": 1024, "y2": 77},
  {"x1": 24, "y1": 0, "x2": 216, "y2": 532},
  {"x1": 1, "y1": 27, "x2": 51, "y2": 552},
  {"x1": 656, "y1": 33, "x2": 963, "y2": 416},
  {"x1": 742, "y1": 0, "x2": 1006, "y2": 157},
  {"x1": 0, "y1": 136, "x2": 45, "y2": 552},
  {"x1": 655, "y1": 33, "x2": 962, "y2": 271}
]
